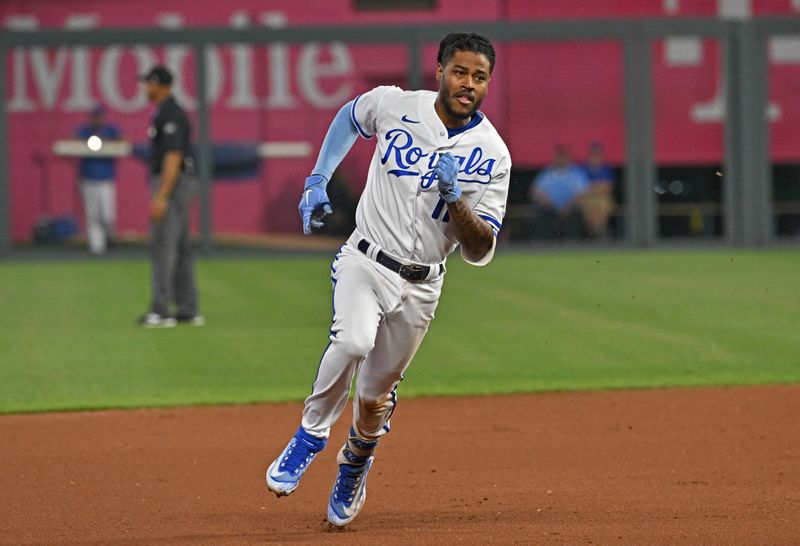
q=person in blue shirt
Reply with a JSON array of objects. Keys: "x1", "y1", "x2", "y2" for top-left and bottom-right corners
[
  {"x1": 75, "y1": 105, "x2": 121, "y2": 254},
  {"x1": 581, "y1": 142, "x2": 616, "y2": 239},
  {"x1": 529, "y1": 145, "x2": 588, "y2": 239}
]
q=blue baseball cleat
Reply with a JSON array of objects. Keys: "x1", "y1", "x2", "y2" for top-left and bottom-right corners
[
  {"x1": 266, "y1": 427, "x2": 326, "y2": 497},
  {"x1": 326, "y1": 457, "x2": 374, "y2": 526}
]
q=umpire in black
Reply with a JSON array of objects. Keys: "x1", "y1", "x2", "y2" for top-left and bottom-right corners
[{"x1": 138, "y1": 65, "x2": 203, "y2": 328}]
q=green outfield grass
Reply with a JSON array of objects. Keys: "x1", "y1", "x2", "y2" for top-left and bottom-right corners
[{"x1": 0, "y1": 248, "x2": 798, "y2": 413}]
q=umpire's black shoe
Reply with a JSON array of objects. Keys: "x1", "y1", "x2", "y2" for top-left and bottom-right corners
[
  {"x1": 175, "y1": 314, "x2": 205, "y2": 326},
  {"x1": 137, "y1": 312, "x2": 177, "y2": 328}
]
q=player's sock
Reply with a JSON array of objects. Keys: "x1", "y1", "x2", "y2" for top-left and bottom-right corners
[{"x1": 337, "y1": 426, "x2": 379, "y2": 465}]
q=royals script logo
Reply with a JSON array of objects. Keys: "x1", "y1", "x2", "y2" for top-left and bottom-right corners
[{"x1": 380, "y1": 128, "x2": 497, "y2": 188}]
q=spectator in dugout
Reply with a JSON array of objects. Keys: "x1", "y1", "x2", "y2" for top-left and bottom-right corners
[
  {"x1": 529, "y1": 144, "x2": 588, "y2": 240},
  {"x1": 580, "y1": 142, "x2": 616, "y2": 239},
  {"x1": 75, "y1": 104, "x2": 121, "y2": 254}
]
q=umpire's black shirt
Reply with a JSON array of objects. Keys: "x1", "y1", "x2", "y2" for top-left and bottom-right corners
[{"x1": 149, "y1": 95, "x2": 193, "y2": 175}]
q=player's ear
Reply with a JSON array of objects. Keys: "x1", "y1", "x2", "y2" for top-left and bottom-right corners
[{"x1": 436, "y1": 63, "x2": 443, "y2": 82}]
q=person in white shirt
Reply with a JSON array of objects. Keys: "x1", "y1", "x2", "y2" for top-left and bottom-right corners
[{"x1": 265, "y1": 32, "x2": 511, "y2": 528}]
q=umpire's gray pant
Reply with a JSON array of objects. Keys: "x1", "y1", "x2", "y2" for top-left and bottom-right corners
[{"x1": 149, "y1": 174, "x2": 198, "y2": 317}]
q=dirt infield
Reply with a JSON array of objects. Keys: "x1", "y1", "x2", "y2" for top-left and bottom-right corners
[{"x1": 2, "y1": 385, "x2": 798, "y2": 545}]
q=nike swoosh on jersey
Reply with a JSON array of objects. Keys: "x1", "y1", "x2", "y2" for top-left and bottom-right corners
[{"x1": 401, "y1": 115, "x2": 420, "y2": 124}]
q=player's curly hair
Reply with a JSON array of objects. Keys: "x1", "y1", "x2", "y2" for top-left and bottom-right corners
[{"x1": 437, "y1": 32, "x2": 496, "y2": 72}]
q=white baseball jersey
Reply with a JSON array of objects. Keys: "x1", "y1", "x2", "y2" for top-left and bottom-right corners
[{"x1": 350, "y1": 86, "x2": 511, "y2": 266}]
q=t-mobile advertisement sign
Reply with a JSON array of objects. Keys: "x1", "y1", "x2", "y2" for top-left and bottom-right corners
[{"x1": 3, "y1": 0, "x2": 799, "y2": 241}]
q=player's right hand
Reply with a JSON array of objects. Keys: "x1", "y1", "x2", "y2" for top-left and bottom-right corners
[{"x1": 299, "y1": 174, "x2": 333, "y2": 235}]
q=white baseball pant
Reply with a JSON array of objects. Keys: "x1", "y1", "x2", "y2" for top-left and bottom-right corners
[
  {"x1": 301, "y1": 237, "x2": 443, "y2": 444},
  {"x1": 80, "y1": 179, "x2": 116, "y2": 254}
]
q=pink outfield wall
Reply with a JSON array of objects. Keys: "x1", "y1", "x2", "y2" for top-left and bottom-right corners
[{"x1": 3, "y1": 0, "x2": 799, "y2": 242}]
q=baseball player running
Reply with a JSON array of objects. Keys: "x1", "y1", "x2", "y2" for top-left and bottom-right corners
[{"x1": 266, "y1": 32, "x2": 511, "y2": 527}]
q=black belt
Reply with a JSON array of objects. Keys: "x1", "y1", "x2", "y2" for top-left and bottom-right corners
[{"x1": 357, "y1": 239, "x2": 443, "y2": 282}]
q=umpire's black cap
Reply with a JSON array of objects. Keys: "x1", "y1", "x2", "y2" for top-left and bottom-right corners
[{"x1": 140, "y1": 65, "x2": 173, "y2": 86}]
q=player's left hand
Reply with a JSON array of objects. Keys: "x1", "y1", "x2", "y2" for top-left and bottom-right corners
[
  {"x1": 150, "y1": 195, "x2": 168, "y2": 222},
  {"x1": 299, "y1": 175, "x2": 333, "y2": 235},
  {"x1": 434, "y1": 152, "x2": 462, "y2": 203}
]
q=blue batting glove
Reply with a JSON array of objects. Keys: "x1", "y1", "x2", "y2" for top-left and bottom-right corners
[
  {"x1": 299, "y1": 174, "x2": 333, "y2": 235},
  {"x1": 434, "y1": 152, "x2": 462, "y2": 203}
]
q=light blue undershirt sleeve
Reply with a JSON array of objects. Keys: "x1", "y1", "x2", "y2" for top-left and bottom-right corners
[{"x1": 310, "y1": 100, "x2": 359, "y2": 184}]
